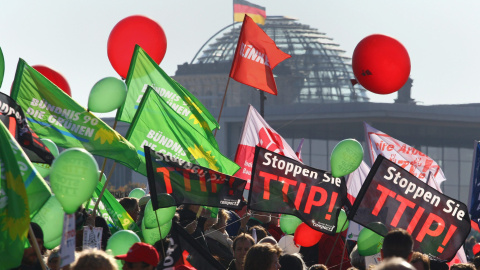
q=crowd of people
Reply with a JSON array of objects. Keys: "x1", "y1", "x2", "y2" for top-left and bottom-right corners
[{"x1": 13, "y1": 195, "x2": 480, "y2": 270}]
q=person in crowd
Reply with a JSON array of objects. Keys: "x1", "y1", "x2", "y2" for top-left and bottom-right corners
[
  {"x1": 13, "y1": 222, "x2": 45, "y2": 270},
  {"x1": 349, "y1": 244, "x2": 366, "y2": 270},
  {"x1": 473, "y1": 254, "x2": 480, "y2": 270},
  {"x1": 177, "y1": 204, "x2": 209, "y2": 249},
  {"x1": 409, "y1": 251, "x2": 429, "y2": 270},
  {"x1": 205, "y1": 209, "x2": 234, "y2": 267},
  {"x1": 74, "y1": 205, "x2": 111, "y2": 250},
  {"x1": 244, "y1": 243, "x2": 282, "y2": 270},
  {"x1": 309, "y1": 264, "x2": 328, "y2": 270},
  {"x1": 119, "y1": 197, "x2": 140, "y2": 223},
  {"x1": 71, "y1": 249, "x2": 117, "y2": 270},
  {"x1": 115, "y1": 242, "x2": 160, "y2": 270},
  {"x1": 465, "y1": 235, "x2": 477, "y2": 260},
  {"x1": 258, "y1": 236, "x2": 278, "y2": 246},
  {"x1": 227, "y1": 233, "x2": 255, "y2": 270},
  {"x1": 450, "y1": 263, "x2": 476, "y2": 270},
  {"x1": 381, "y1": 228, "x2": 413, "y2": 262},
  {"x1": 428, "y1": 257, "x2": 449, "y2": 270},
  {"x1": 46, "y1": 247, "x2": 61, "y2": 270},
  {"x1": 373, "y1": 257, "x2": 415, "y2": 270},
  {"x1": 136, "y1": 195, "x2": 150, "y2": 227},
  {"x1": 279, "y1": 253, "x2": 307, "y2": 270},
  {"x1": 248, "y1": 225, "x2": 269, "y2": 242},
  {"x1": 309, "y1": 232, "x2": 351, "y2": 270}
]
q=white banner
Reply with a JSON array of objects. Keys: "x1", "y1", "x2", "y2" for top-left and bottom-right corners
[{"x1": 364, "y1": 122, "x2": 446, "y2": 189}]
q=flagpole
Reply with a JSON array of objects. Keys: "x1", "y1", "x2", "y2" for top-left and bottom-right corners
[
  {"x1": 29, "y1": 224, "x2": 47, "y2": 270},
  {"x1": 325, "y1": 218, "x2": 349, "y2": 267},
  {"x1": 214, "y1": 77, "x2": 231, "y2": 137},
  {"x1": 92, "y1": 162, "x2": 117, "y2": 217},
  {"x1": 260, "y1": 90, "x2": 266, "y2": 117},
  {"x1": 154, "y1": 211, "x2": 167, "y2": 260}
]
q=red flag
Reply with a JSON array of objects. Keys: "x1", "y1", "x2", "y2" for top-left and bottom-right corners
[
  {"x1": 229, "y1": 15, "x2": 291, "y2": 95},
  {"x1": 234, "y1": 105, "x2": 300, "y2": 189}
]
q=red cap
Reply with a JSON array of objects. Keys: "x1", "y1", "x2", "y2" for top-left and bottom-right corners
[
  {"x1": 474, "y1": 243, "x2": 480, "y2": 256},
  {"x1": 115, "y1": 242, "x2": 160, "y2": 267}
]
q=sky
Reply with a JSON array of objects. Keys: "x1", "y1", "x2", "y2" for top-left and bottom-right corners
[{"x1": 1, "y1": 1, "x2": 480, "y2": 118}]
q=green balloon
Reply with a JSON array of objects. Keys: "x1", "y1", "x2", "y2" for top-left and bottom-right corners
[
  {"x1": 280, "y1": 214, "x2": 303, "y2": 235},
  {"x1": 31, "y1": 195, "x2": 65, "y2": 248},
  {"x1": 0, "y1": 46, "x2": 4, "y2": 88},
  {"x1": 33, "y1": 139, "x2": 59, "y2": 178},
  {"x1": 143, "y1": 195, "x2": 176, "y2": 228},
  {"x1": 44, "y1": 235, "x2": 62, "y2": 250},
  {"x1": 50, "y1": 148, "x2": 99, "y2": 214},
  {"x1": 142, "y1": 218, "x2": 171, "y2": 245},
  {"x1": 128, "y1": 188, "x2": 145, "y2": 199},
  {"x1": 330, "y1": 139, "x2": 364, "y2": 177},
  {"x1": 336, "y1": 209, "x2": 349, "y2": 233},
  {"x1": 106, "y1": 230, "x2": 141, "y2": 269},
  {"x1": 88, "y1": 77, "x2": 127, "y2": 113},
  {"x1": 357, "y1": 223, "x2": 387, "y2": 256}
]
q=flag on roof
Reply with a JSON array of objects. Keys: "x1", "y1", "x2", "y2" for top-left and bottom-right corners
[{"x1": 233, "y1": 0, "x2": 266, "y2": 25}]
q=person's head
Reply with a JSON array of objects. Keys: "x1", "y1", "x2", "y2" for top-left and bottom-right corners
[
  {"x1": 381, "y1": 229, "x2": 413, "y2": 261},
  {"x1": 47, "y1": 247, "x2": 61, "y2": 270},
  {"x1": 244, "y1": 243, "x2": 282, "y2": 270},
  {"x1": 22, "y1": 222, "x2": 45, "y2": 266},
  {"x1": 473, "y1": 254, "x2": 480, "y2": 269},
  {"x1": 71, "y1": 249, "x2": 117, "y2": 270},
  {"x1": 212, "y1": 209, "x2": 230, "y2": 232},
  {"x1": 279, "y1": 253, "x2": 306, "y2": 270},
  {"x1": 204, "y1": 214, "x2": 219, "y2": 231},
  {"x1": 115, "y1": 242, "x2": 160, "y2": 270},
  {"x1": 349, "y1": 245, "x2": 366, "y2": 270},
  {"x1": 248, "y1": 225, "x2": 268, "y2": 242},
  {"x1": 119, "y1": 197, "x2": 140, "y2": 222},
  {"x1": 409, "y1": 252, "x2": 429, "y2": 270},
  {"x1": 450, "y1": 263, "x2": 476, "y2": 270},
  {"x1": 373, "y1": 257, "x2": 415, "y2": 270},
  {"x1": 309, "y1": 264, "x2": 328, "y2": 270},
  {"x1": 258, "y1": 236, "x2": 278, "y2": 246},
  {"x1": 233, "y1": 233, "x2": 255, "y2": 269}
]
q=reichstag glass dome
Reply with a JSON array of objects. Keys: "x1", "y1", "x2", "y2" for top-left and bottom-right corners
[{"x1": 189, "y1": 16, "x2": 369, "y2": 103}]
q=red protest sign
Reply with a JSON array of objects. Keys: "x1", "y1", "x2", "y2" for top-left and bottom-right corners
[
  {"x1": 249, "y1": 146, "x2": 347, "y2": 234},
  {"x1": 349, "y1": 155, "x2": 470, "y2": 261}
]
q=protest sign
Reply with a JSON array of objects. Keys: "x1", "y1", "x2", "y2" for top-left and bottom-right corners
[
  {"x1": 349, "y1": 155, "x2": 471, "y2": 261},
  {"x1": 145, "y1": 146, "x2": 247, "y2": 210},
  {"x1": 82, "y1": 226, "x2": 103, "y2": 250},
  {"x1": 249, "y1": 146, "x2": 347, "y2": 234},
  {"x1": 59, "y1": 214, "x2": 76, "y2": 268}
]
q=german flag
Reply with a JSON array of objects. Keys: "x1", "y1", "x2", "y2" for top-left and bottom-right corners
[{"x1": 233, "y1": 0, "x2": 266, "y2": 25}]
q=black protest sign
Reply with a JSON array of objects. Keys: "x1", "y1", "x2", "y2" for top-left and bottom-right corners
[
  {"x1": 248, "y1": 146, "x2": 347, "y2": 234},
  {"x1": 349, "y1": 155, "x2": 471, "y2": 262},
  {"x1": 145, "y1": 146, "x2": 247, "y2": 211}
]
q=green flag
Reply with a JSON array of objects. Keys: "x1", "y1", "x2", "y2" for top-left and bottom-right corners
[
  {"x1": 126, "y1": 87, "x2": 240, "y2": 176},
  {"x1": 10, "y1": 59, "x2": 141, "y2": 171},
  {"x1": 0, "y1": 121, "x2": 31, "y2": 269},
  {"x1": 86, "y1": 181, "x2": 142, "y2": 238},
  {"x1": 116, "y1": 45, "x2": 219, "y2": 134}
]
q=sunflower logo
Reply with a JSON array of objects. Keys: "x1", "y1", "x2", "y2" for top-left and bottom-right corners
[
  {"x1": 0, "y1": 172, "x2": 30, "y2": 241},
  {"x1": 94, "y1": 128, "x2": 115, "y2": 144},
  {"x1": 187, "y1": 145, "x2": 219, "y2": 171}
]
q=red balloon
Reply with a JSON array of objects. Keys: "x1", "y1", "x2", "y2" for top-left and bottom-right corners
[
  {"x1": 33, "y1": 65, "x2": 71, "y2": 96},
  {"x1": 107, "y1": 15, "x2": 167, "y2": 79},
  {"x1": 473, "y1": 243, "x2": 480, "y2": 256},
  {"x1": 293, "y1": 223, "x2": 323, "y2": 247},
  {"x1": 352, "y1": 34, "x2": 410, "y2": 95}
]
